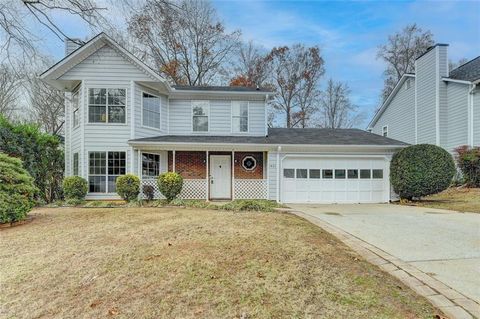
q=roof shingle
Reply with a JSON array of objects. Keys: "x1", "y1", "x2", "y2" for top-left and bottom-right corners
[{"x1": 448, "y1": 56, "x2": 480, "y2": 82}]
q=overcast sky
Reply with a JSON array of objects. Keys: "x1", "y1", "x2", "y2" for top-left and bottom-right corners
[{"x1": 40, "y1": 0, "x2": 480, "y2": 128}]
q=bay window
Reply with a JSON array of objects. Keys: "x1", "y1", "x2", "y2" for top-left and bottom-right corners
[
  {"x1": 88, "y1": 88, "x2": 126, "y2": 123},
  {"x1": 232, "y1": 101, "x2": 248, "y2": 132},
  {"x1": 142, "y1": 93, "x2": 161, "y2": 129},
  {"x1": 72, "y1": 92, "x2": 79, "y2": 128},
  {"x1": 89, "y1": 151, "x2": 126, "y2": 193},
  {"x1": 192, "y1": 101, "x2": 209, "y2": 132}
]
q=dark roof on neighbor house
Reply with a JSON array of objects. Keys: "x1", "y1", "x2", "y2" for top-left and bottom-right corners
[
  {"x1": 129, "y1": 128, "x2": 408, "y2": 146},
  {"x1": 448, "y1": 56, "x2": 480, "y2": 82},
  {"x1": 173, "y1": 85, "x2": 271, "y2": 93}
]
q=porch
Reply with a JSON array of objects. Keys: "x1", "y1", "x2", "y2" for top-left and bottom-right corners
[{"x1": 137, "y1": 150, "x2": 269, "y2": 200}]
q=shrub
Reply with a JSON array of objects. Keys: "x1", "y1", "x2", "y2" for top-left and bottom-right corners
[
  {"x1": 143, "y1": 184, "x2": 155, "y2": 202},
  {"x1": 116, "y1": 174, "x2": 140, "y2": 202},
  {"x1": 454, "y1": 145, "x2": 480, "y2": 187},
  {"x1": 0, "y1": 153, "x2": 37, "y2": 223},
  {"x1": 62, "y1": 176, "x2": 88, "y2": 200},
  {"x1": 390, "y1": 144, "x2": 456, "y2": 200},
  {"x1": 157, "y1": 172, "x2": 183, "y2": 201},
  {"x1": 221, "y1": 199, "x2": 279, "y2": 212}
]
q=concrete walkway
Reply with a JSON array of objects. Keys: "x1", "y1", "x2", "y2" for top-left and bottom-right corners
[{"x1": 288, "y1": 204, "x2": 480, "y2": 318}]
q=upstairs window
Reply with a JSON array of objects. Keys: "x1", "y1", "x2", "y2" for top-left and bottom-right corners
[
  {"x1": 72, "y1": 92, "x2": 79, "y2": 128},
  {"x1": 382, "y1": 125, "x2": 388, "y2": 137},
  {"x1": 192, "y1": 101, "x2": 209, "y2": 132},
  {"x1": 142, "y1": 93, "x2": 161, "y2": 129},
  {"x1": 88, "y1": 88, "x2": 126, "y2": 123},
  {"x1": 232, "y1": 101, "x2": 248, "y2": 132}
]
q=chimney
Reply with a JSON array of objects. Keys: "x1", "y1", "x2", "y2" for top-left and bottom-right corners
[{"x1": 65, "y1": 38, "x2": 83, "y2": 56}]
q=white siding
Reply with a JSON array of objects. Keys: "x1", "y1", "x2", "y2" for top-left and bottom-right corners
[
  {"x1": 416, "y1": 49, "x2": 438, "y2": 144},
  {"x1": 445, "y1": 82, "x2": 469, "y2": 152},
  {"x1": 134, "y1": 83, "x2": 168, "y2": 138},
  {"x1": 474, "y1": 91, "x2": 480, "y2": 146},
  {"x1": 372, "y1": 78, "x2": 416, "y2": 144}
]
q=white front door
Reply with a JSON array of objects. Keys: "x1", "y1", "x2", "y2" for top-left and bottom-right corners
[{"x1": 210, "y1": 155, "x2": 231, "y2": 199}]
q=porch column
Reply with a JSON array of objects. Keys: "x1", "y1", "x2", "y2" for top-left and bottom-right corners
[
  {"x1": 137, "y1": 150, "x2": 141, "y2": 177},
  {"x1": 206, "y1": 150, "x2": 209, "y2": 201},
  {"x1": 172, "y1": 150, "x2": 176, "y2": 172},
  {"x1": 231, "y1": 150, "x2": 235, "y2": 200}
]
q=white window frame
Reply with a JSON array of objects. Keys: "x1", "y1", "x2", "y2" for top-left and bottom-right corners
[
  {"x1": 191, "y1": 100, "x2": 210, "y2": 133},
  {"x1": 88, "y1": 151, "x2": 127, "y2": 193},
  {"x1": 87, "y1": 88, "x2": 127, "y2": 125},
  {"x1": 72, "y1": 91, "x2": 80, "y2": 128},
  {"x1": 141, "y1": 91, "x2": 162, "y2": 130},
  {"x1": 231, "y1": 101, "x2": 249, "y2": 133},
  {"x1": 382, "y1": 125, "x2": 388, "y2": 137},
  {"x1": 141, "y1": 152, "x2": 161, "y2": 179}
]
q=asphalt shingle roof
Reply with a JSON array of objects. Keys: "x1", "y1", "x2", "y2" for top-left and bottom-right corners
[
  {"x1": 448, "y1": 56, "x2": 480, "y2": 82},
  {"x1": 173, "y1": 85, "x2": 271, "y2": 93},
  {"x1": 129, "y1": 128, "x2": 408, "y2": 146}
]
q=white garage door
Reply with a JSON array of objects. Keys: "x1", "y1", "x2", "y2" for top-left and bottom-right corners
[{"x1": 281, "y1": 157, "x2": 389, "y2": 203}]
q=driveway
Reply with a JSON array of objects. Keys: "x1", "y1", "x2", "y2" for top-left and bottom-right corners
[{"x1": 290, "y1": 204, "x2": 480, "y2": 303}]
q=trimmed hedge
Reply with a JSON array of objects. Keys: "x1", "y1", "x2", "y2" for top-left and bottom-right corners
[
  {"x1": 116, "y1": 174, "x2": 140, "y2": 202},
  {"x1": 390, "y1": 144, "x2": 456, "y2": 200},
  {"x1": 62, "y1": 176, "x2": 88, "y2": 201},
  {"x1": 157, "y1": 172, "x2": 183, "y2": 201},
  {"x1": 0, "y1": 153, "x2": 37, "y2": 223},
  {"x1": 454, "y1": 145, "x2": 480, "y2": 187}
]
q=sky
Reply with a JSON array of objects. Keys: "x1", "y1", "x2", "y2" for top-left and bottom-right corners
[{"x1": 39, "y1": 0, "x2": 480, "y2": 127}]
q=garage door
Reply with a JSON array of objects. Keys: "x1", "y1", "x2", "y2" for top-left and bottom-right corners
[{"x1": 281, "y1": 157, "x2": 388, "y2": 203}]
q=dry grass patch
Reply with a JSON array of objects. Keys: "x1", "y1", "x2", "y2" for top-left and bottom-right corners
[
  {"x1": 1, "y1": 207, "x2": 439, "y2": 318},
  {"x1": 398, "y1": 188, "x2": 480, "y2": 213}
]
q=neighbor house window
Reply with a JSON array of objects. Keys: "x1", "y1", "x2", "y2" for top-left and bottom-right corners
[
  {"x1": 142, "y1": 93, "x2": 161, "y2": 129},
  {"x1": 72, "y1": 92, "x2": 79, "y2": 128},
  {"x1": 88, "y1": 151, "x2": 126, "y2": 193},
  {"x1": 142, "y1": 153, "x2": 160, "y2": 178},
  {"x1": 73, "y1": 153, "x2": 79, "y2": 176},
  {"x1": 192, "y1": 101, "x2": 209, "y2": 132},
  {"x1": 232, "y1": 101, "x2": 248, "y2": 132},
  {"x1": 382, "y1": 125, "x2": 388, "y2": 137},
  {"x1": 88, "y1": 88, "x2": 126, "y2": 123}
]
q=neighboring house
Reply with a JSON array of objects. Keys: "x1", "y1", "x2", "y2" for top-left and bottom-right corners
[
  {"x1": 368, "y1": 44, "x2": 480, "y2": 152},
  {"x1": 41, "y1": 33, "x2": 407, "y2": 204}
]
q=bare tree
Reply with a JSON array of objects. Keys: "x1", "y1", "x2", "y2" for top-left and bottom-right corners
[
  {"x1": 128, "y1": 0, "x2": 241, "y2": 86},
  {"x1": 318, "y1": 79, "x2": 363, "y2": 129},
  {"x1": 229, "y1": 41, "x2": 270, "y2": 88},
  {"x1": 266, "y1": 44, "x2": 324, "y2": 128},
  {"x1": 449, "y1": 57, "x2": 469, "y2": 72},
  {"x1": 377, "y1": 24, "x2": 434, "y2": 101},
  {"x1": 0, "y1": 63, "x2": 21, "y2": 119}
]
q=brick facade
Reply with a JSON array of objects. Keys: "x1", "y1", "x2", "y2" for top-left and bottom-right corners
[{"x1": 167, "y1": 151, "x2": 264, "y2": 180}]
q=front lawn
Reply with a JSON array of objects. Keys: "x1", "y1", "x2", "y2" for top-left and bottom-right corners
[
  {"x1": 1, "y1": 207, "x2": 438, "y2": 318},
  {"x1": 398, "y1": 187, "x2": 480, "y2": 213}
]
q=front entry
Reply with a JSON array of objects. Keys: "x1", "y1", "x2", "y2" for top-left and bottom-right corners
[{"x1": 209, "y1": 155, "x2": 231, "y2": 199}]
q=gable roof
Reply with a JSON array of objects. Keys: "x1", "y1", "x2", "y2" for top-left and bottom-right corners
[
  {"x1": 367, "y1": 73, "x2": 415, "y2": 129},
  {"x1": 129, "y1": 127, "x2": 408, "y2": 147},
  {"x1": 173, "y1": 85, "x2": 271, "y2": 93},
  {"x1": 448, "y1": 56, "x2": 480, "y2": 82}
]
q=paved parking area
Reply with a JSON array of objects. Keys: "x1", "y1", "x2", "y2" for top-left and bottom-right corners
[{"x1": 289, "y1": 204, "x2": 480, "y2": 304}]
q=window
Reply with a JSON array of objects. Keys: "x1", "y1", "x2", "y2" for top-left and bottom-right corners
[
  {"x1": 322, "y1": 169, "x2": 333, "y2": 179},
  {"x1": 296, "y1": 169, "x2": 308, "y2": 179},
  {"x1": 347, "y1": 169, "x2": 358, "y2": 179},
  {"x1": 88, "y1": 88, "x2": 126, "y2": 123},
  {"x1": 232, "y1": 101, "x2": 248, "y2": 132},
  {"x1": 192, "y1": 101, "x2": 209, "y2": 132},
  {"x1": 309, "y1": 169, "x2": 321, "y2": 179},
  {"x1": 335, "y1": 169, "x2": 346, "y2": 179},
  {"x1": 73, "y1": 153, "x2": 79, "y2": 176},
  {"x1": 283, "y1": 169, "x2": 294, "y2": 178},
  {"x1": 360, "y1": 169, "x2": 371, "y2": 179},
  {"x1": 89, "y1": 151, "x2": 126, "y2": 193},
  {"x1": 372, "y1": 169, "x2": 384, "y2": 179},
  {"x1": 242, "y1": 156, "x2": 257, "y2": 171},
  {"x1": 142, "y1": 93, "x2": 161, "y2": 129},
  {"x1": 382, "y1": 125, "x2": 388, "y2": 137},
  {"x1": 142, "y1": 153, "x2": 160, "y2": 178},
  {"x1": 72, "y1": 92, "x2": 79, "y2": 128}
]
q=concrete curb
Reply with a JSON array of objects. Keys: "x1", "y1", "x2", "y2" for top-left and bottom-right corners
[{"x1": 291, "y1": 210, "x2": 480, "y2": 319}]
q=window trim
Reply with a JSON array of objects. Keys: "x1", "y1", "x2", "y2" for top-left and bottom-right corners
[
  {"x1": 87, "y1": 87, "x2": 128, "y2": 125},
  {"x1": 141, "y1": 152, "x2": 161, "y2": 179},
  {"x1": 382, "y1": 125, "x2": 388, "y2": 137},
  {"x1": 141, "y1": 91, "x2": 162, "y2": 131},
  {"x1": 191, "y1": 100, "x2": 210, "y2": 133},
  {"x1": 231, "y1": 101, "x2": 249, "y2": 133},
  {"x1": 88, "y1": 151, "x2": 127, "y2": 193}
]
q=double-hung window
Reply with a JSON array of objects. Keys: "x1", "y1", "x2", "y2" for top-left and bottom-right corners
[
  {"x1": 88, "y1": 151, "x2": 126, "y2": 193},
  {"x1": 142, "y1": 93, "x2": 161, "y2": 129},
  {"x1": 142, "y1": 153, "x2": 160, "y2": 178},
  {"x1": 72, "y1": 92, "x2": 79, "y2": 128},
  {"x1": 382, "y1": 125, "x2": 388, "y2": 137},
  {"x1": 88, "y1": 88, "x2": 126, "y2": 123},
  {"x1": 232, "y1": 101, "x2": 248, "y2": 133},
  {"x1": 192, "y1": 101, "x2": 209, "y2": 132}
]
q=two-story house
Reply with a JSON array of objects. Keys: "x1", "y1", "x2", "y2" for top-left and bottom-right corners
[
  {"x1": 368, "y1": 44, "x2": 479, "y2": 152},
  {"x1": 41, "y1": 33, "x2": 407, "y2": 204}
]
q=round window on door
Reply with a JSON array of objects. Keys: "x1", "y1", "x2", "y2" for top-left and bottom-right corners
[{"x1": 242, "y1": 156, "x2": 257, "y2": 171}]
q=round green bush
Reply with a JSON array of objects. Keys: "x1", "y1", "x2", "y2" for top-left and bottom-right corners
[
  {"x1": 62, "y1": 176, "x2": 88, "y2": 200},
  {"x1": 0, "y1": 153, "x2": 37, "y2": 223},
  {"x1": 116, "y1": 174, "x2": 140, "y2": 202},
  {"x1": 157, "y1": 172, "x2": 183, "y2": 202},
  {"x1": 390, "y1": 144, "x2": 456, "y2": 200}
]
